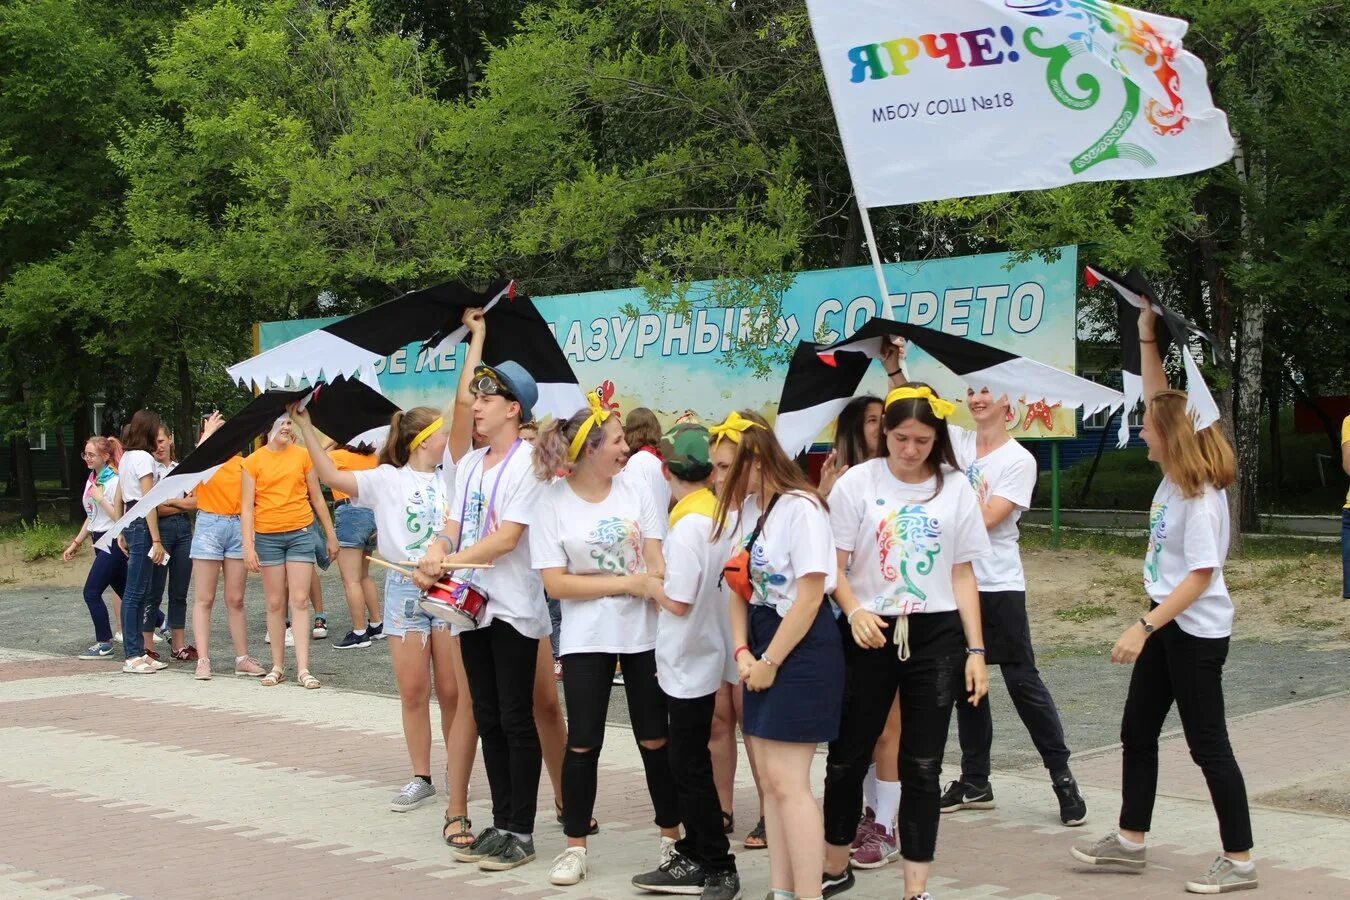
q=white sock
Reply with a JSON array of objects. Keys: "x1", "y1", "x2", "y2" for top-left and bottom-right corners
[
  {"x1": 506, "y1": 830, "x2": 531, "y2": 842},
  {"x1": 874, "y1": 779, "x2": 902, "y2": 836},
  {"x1": 1117, "y1": 834, "x2": 1146, "y2": 850},
  {"x1": 1224, "y1": 857, "x2": 1255, "y2": 872},
  {"x1": 863, "y1": 762, "x2": 878, "y2": 813},
  {"x1": 352, "y1": 627, "x2": 366, "y2": 636},
  {"x1": 235, "y1": 655, "x2": 248, "y2": 664}
]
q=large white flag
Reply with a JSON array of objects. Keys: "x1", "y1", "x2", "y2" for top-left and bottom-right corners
[{"x1": 806, "y1": 0, "x2": 1235, "y2": 208}]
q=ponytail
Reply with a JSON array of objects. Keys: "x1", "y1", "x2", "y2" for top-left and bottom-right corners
[
  {"x1": 378, "y1": 406, "x2": 440, "y2": 468},
  {"x1": 85, "y1": 435, "x2": 124, "y2": 469}
]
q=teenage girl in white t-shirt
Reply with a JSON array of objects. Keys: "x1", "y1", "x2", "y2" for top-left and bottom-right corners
[
  {"x1": 1072, "y1": 304, "x2": 1256, "y2": 895},
  {"x1": 822, "y1": 385, "x2": 990, "y2": 900},
  {"x1": 114, "y1": 409, "x2": 168, "y2": 674},
  {"x1": 528, "y1": 392, "x2": 678, "y2": 888},
  {"x1": 63, "y1": 435, "x2": 126, "y2": 659},
  {"x1": 713, "y1": 409, "x2": 842, "y2": 900}
]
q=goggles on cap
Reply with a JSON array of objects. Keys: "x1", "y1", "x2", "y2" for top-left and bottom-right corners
[{"x1": 472, "y1": 374, "x2": 516, "y2": 401}]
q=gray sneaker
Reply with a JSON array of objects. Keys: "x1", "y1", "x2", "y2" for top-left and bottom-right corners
[
  {"x1": 1185, "y1": 856, "x2": 1258, "y2": 894},
  {"x1": 388, "y1": 778, "x2": 436, "y2": 812},
  {"x1": 478, "y1": 833, "x2": 536, "y2": 871},
  {"x1": 452, "y1": 827, "x2": 507, "y2": 864},
  {"x1": 1070, "y1": 832, "x2": 1147, "y2": 869}
]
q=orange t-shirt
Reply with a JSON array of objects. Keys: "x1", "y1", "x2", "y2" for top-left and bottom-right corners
[
  {"x1": 242, "y1": 444, "x2": 314, "y2": 533},
  {"x1": 195, "y1": 456, "x2": 244, "y2": 516},
  {"x1": 327, "y1": 448, "x2": 378, "y2": 501}
]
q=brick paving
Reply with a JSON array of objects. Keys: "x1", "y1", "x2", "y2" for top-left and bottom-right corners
[{"x1": 1, "y1": 647, "x2": 1348, "y2": 898}]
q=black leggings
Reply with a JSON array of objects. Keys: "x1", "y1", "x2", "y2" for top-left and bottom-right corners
[
  {"x1": 560, "y1": 649, "x2": 680, "y2": 838},
  {"x1": 459, "y1": 617, "x2": 541, "y2": 834},
  {"x1": 668, "y1": 692, "x2": 735, "y2": 873},
  {"x1": 823, "y1": 611, "x2": 966, "y2": 863},
  {"x1": 1119, "y1": 615, "x2": 1252, "y2": 852}
]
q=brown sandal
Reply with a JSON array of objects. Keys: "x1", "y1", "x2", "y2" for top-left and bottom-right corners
[
  {"x1": 743, "y1": 816, "x2": 767, "y2": 849},
  {"x1": 443, "y1": 813, "x2": 475, "y2": 848}
]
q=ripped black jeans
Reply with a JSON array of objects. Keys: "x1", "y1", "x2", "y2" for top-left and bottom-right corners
[{"x1": 823, "y1": 610, "x2": 966, "y2": 863}]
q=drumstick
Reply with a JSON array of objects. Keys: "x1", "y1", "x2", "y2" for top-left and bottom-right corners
[
  {"x1": 409, "y1": 560, "x2": 495, "y2": 570},
  {"x1": 365, "y1": 556, "x2": 420, "y2": 579}
]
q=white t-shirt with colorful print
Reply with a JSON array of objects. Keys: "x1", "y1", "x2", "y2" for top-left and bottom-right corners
[
  {"x1": 950, "y1": 428, "x2": 1037, "y2": 591},
  {"x1": 352, "y1": 464, "x2": 453, "y2": 564},
  {"x1": 450, "y1": 441, "x2": 550, "y2": 639},
  {"x1": 83, "y1": 465, "x2": 120, "y2": 533},
  {"x1": 1144, "y1": 477, "x2": 1233, "y2": 638},
  {"x1": 731, "y1": 490, "x2": 836, "y2": 619},
  {"x1": 829, "y1": 458, "x2": 990, "y2": 616},
  {"x1": 531, "y1": 474, "x2": 666, "y2": 655}
]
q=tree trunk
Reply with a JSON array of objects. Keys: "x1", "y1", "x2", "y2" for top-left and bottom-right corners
[
  {"x1": 1232, "y1": 143, "x2": 1263, "y2": 534},
  {"x1": 12, "y1": 434, "x2": 36, "y2": 524},
  {"x1": 176, "y1": 342, "x2": 195, "y2": 453},
  {"x1": 1266, "y1": 386, "x2": 1281, "y2": 508},
  {"x1": 68, "y1": 405, "x2": 92, "y2": 523},
  {"x1": 838, "y1": 197, "x2": 862, "y2": 269}
]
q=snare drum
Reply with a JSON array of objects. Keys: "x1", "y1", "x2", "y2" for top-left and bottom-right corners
[{"x1": 417, "y1": 579, "x2": 488, "y2": 629}]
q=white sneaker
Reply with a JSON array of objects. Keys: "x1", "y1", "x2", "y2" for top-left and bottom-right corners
[
  {"x1": 113, "y1": 631, "x2": 123, "y2": 643},
  {"x1": 152, "y1": 631, "x2": 165, "y2": 645},
  {"x1": 284, "y1": 627, "x2": 295, "y2": 647},
  {"x1": 548, "y1": 847, "x2": 587, "y2": 886},
  {"x1": 658, "y1": 835, "x2": 677, "y2": 867},
  {"x1": 311, "y1": 618, "x2": 328, "y2": 639}
]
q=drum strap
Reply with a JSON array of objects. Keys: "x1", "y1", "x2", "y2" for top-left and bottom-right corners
[{"x1": 453, "y1": 438, "x2": 523, "y2": 583}]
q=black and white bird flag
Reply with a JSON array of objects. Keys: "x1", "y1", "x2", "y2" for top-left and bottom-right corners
[
  {"x1": 227, "y1": 280, "x2": 585, "y2": 421},
  {"x1": 775, "y1": 318, "x2": 1125, "y2": 458},
  {"x1": 1084, "y1": 265, "x2": 1222, "y2": 445},
  {"x1": 95, "y1": 377, "x2": 399, "y2": 551}
]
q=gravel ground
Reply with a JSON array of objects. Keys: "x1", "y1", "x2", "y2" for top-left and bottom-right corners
[{"x1": 5, "y1": 566, "x2": 1348, "y2": 779}]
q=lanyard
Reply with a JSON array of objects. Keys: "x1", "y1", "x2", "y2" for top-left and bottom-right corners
[{"x1": 456, "y1": 438, "x2": 523, "y2": 548}]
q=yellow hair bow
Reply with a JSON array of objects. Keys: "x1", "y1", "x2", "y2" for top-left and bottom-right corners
[
  {"x1": 567, "y1": 387, "x2": 619, "y2": 463},
  {"x1": 409, "y1": 416, "x2": 444, "y2": 451},
  {"x1": 709, "y1": 411, "x2": 765, "y2": 445},
  {"x1": 884, "y1": 386, "x2": 957, "y2": 421}
]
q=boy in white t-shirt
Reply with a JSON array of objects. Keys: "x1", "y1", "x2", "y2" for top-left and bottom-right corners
[
  {"x1": 884, "y1": 339, "x2": 1086, "y2": 828},
  {"x1": 629, "y1": 423, "x2": 741, "y2": 899}
]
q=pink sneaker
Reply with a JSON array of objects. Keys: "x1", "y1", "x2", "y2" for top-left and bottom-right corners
[
  {"x1": 194, "y1": 658, "x2": 212, "y2": 680},
  {"x1": 850, "y1": 807, "x2": 879, "y2": 852},
  {"x1": 851, "y1": 828, "x2": 898, "y2": 869},
  {"x1": 233, "y1": 656, "x2": 266, "y2": 677}
]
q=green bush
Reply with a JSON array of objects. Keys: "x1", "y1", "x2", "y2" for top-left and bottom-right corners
[{"x1": 17, "y1": 519, "x2": 69, "y2": 562}]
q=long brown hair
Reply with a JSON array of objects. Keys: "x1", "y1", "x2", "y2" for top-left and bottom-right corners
[
  {"x1": 623, "y1": 407, "x2": 662, "y2": 453},
  {"x1": 712, "y1": 409, "x2": 825, "y2": 539},
  {"x1": 532, "y1": 408, "x2": 607, "y2": 480},
  {"x1": 834, "y1": 395, "x2": 883, "y2": 468},
  {"x1": 379, "y1": 406, "x2": 440, "y2": 467},
  {"x1": 880, "y1": 382, "x2": 959, "y2": 501},
  {"x1": 120, "y1": 409, "x2": 162, "y2": 453},
  {"x1": 1149, "y1": 390, "x2": 1235, "y2": 497}
]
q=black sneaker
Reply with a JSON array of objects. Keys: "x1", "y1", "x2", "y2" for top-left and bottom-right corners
[
  {"x1": 368, "y1": 621, "x2": 385, "y2": 640},
  {"x1": 333, "y1": 630, "x2": 372, "y2": 650},
  {"x1": 700, "y1": 869, "x2": 742, "y2": 900},
  {"x1": 478, "y1": 833, "x2": 536, "y2": 871},
  {"x1": 451, "y1": 826, "x2": 506, "y2": 863},
  {"x1": 631, "y1": 851, "x2": 705, "y2": 894},
  {"x1": 822, "y1": 866, "x2": 855, "y2": 898},
  {"x1": 939, "y1": 779, "x2": 995, "y2": 813},
  {"x1": 1053, "y1": 772, "x2": 1088, "y2": 826}
]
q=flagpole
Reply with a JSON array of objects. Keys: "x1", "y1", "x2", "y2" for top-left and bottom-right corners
[{"x1": 856, "y1": 202, "x2": 895, "y2": 321}]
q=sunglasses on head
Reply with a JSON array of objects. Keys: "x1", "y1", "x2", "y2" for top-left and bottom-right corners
[{"x1": 472, "y1": 375, "x2": 516, "y2": 401}]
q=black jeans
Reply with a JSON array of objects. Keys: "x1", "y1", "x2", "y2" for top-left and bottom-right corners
[
  {"x1": 1119, "y1": 615, "x2": 1253, "y2": 852},
  {"x1": 560, "y1": 649, "x2": 680, "y2": 838},
  {"x1": 823, "y1": 611, "x2": 966, "y2": 863},
  {"x1": 459, "y1": 617, "x2": 541, "y2": 833},
  {"x1": 668, "y1": 693, "x2": 735, "y2": 873},
  {"x1": 83, "y1": 532, "x2": 127, "y2": 643},
  {"x1": 957, "y1": 592, "x2": 1070, "y2": 780},
  {"x1": 148, "y1": 512, "x2": 193, "y2": 631}
]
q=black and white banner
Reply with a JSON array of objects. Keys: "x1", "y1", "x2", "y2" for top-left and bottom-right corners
[{"x1": 776, "y1": 318, "x2": 1124, "y2": 458}]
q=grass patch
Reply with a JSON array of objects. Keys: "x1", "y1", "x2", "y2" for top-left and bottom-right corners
[
  {"x1": 1054, "y1": 602, "x2": 1116, "y2": 624},
  {"x1": 9, "y1": 518, "x2": 69, "y2": 562},
  {"x1": 1024, "y1": 527, "x2": 1338, "y2": 560}
]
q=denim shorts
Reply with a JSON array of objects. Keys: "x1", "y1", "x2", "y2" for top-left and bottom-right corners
[
  {"x1": 308, "y1": 522, "x2": 332, "y2": 570},
  {"x1": 254, "y1": 528, "x2": 316, "y2": 567},
  {"x1": 334, "y1": 502, "x2": 377, "y2": 550},
  {"x1": 190, "y1": 512, "x2": 244, "y2": 561},
  {"x1": 384, "y1": 571, "x2": 449, "y2": 639}
]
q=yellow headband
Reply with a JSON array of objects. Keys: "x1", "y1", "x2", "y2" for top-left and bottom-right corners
[
  {"x1": 567, "y1": 391, "x2": 614, "y2": 463},
  {"x1": 409, "y1": 416, "x2": 444, "y2": 452},
  {"x1": 884, "y1": 386, "x2": 957, "y2": 420},
  {"x1": 709, "y1": 411, "x2": 765, "y2": 445}
]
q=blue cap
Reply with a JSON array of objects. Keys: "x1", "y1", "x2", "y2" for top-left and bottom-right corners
[{"x1": 478, "y1": 360, "x2": 539, "y2": 424}]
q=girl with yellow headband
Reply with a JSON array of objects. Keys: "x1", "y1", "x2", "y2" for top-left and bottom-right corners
[
  {"x1": 527, "y1": 394, "x2": 680, "y2": 888},
  {"x1": 240, "y1": 414, "x2": 338, "y2": 690},
  {"x1": 710, "y1": 409, "x2": 842, "y2": 900},
  {"x1": 819, "y1": 384, "x2": 991, "y2": 900}
]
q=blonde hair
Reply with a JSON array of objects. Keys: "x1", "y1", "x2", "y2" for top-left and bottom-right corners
[
  {"x1": 711, "y1": 409, "x2": 825, "y2": 539},
  {"x1": 380, "y1": 407, "x2": 441, "y2": 467},
  {"x1": 532, "y1": 409, "x2": 610, "y2": 480},
  {"x1": 1149, "y1": 390, "x2": 1235, "y2": 497}
]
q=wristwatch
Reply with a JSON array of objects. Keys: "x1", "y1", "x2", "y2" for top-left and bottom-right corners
[{"x1": 1139, "y1": 617, "x2": 1155, "y2": 634}]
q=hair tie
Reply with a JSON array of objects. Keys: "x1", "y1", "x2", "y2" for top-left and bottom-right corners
[
  {"x1": 568, "y1": 384, "x2": 621, "y2": 463},
  {"x1": 884, "y1": 386, "x2": 957, "y2": 420},
  {"x1": 409, "y1": 416, "x2": 444, "y2": 452},
  {"x1": 709, "y1": 411, "x2": 766, "y2": 444}
]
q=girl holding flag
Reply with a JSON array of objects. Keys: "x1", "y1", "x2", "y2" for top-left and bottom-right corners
[
  {"x1": 713, "y1": 409, "x2": 842, "y2": 900},
  {"x1": 820, "y1": 385, "x2": 990, "y2": 900},
  {"x1": 528, "y1": 388, "x2": 679, "y2": 888}
]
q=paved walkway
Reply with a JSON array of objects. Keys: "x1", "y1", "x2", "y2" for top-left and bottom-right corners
[{"x1": 1, "y1": 647, "x2": 1348, "y2": 899}]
